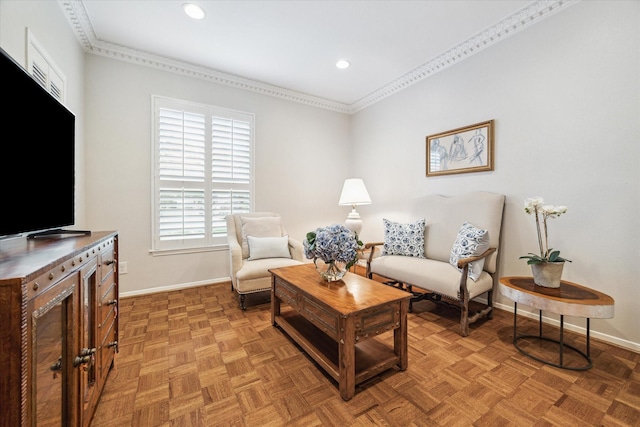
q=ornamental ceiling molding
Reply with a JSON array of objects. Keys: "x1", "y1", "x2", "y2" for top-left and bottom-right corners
[
  {"x1": 59, "y1": 0, "x2": 577, "y2": 115},
  {"x1": 351, "y1": 0, "x2": 579, "y2": 112}
]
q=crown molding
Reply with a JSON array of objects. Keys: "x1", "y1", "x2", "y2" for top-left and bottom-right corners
[
  {"x1": 58, "y1": 0, "x2": 577, "y2": 115},
  {"x1": 349, "y1": 0, "x2": 579, "y2": 113}
]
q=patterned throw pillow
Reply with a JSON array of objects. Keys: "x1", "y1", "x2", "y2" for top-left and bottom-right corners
[
  {"x1": 449, "y1": 222, "x2": 490, "y2": 281},
  {"x1": 382, "y1": 218, "x2": 426, "y2": 258}
]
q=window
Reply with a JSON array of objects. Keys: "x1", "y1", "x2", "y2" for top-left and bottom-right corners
[{"x1": 152, "y1": 96, "x2": 254, "y2": 252}]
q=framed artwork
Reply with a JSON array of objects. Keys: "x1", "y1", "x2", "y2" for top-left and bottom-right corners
[{"x1": 426, "y1": 120, "x2": 494, "y2": 177}]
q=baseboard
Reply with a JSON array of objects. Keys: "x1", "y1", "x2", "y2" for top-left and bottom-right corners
[
  {"x1": 119, "y1": 277, "x2": 231, "y2": 298},
  {"x1": 493, "y1": 301, "x2": 640, "y2": 354}
]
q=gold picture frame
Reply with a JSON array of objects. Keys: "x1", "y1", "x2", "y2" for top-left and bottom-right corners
[{"x1": 426, "y1": 120, "x2": 494, "y2": 177}]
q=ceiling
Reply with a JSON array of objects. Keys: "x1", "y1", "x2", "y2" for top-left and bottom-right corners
[{"x1": 62, "y1": 0, "x2": 573, "y2": 113}]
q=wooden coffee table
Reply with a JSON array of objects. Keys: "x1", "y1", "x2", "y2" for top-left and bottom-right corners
[{"x1": 270, "y1": 263, "x2": 412, "y2": 401}]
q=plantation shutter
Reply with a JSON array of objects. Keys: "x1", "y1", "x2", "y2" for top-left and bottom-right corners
[
  {"x1": 152, "y1": 96, "x2": 254, "y2": 251},
  {"x1": 158, "y1": 109, "x2": 206, "y2": 241},
  {"x1": 211, "y1": 117, "x2": 252, "y2": 237}
]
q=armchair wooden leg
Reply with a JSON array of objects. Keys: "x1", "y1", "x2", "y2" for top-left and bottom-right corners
[{"x1": 239, "y1": 294, "x2": 246, "y2": 310}]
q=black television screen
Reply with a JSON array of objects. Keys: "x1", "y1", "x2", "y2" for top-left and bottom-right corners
[{"x1": 0, "y1": 47, "x2": 76, "y2": 238}]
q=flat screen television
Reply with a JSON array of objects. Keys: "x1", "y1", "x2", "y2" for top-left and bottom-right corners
[{"x1": 0, "y1": 47, "x2": 80, "y2": 239}]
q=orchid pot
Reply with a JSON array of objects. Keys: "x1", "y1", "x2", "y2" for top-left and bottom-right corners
[{"x1": 531, "y1": 262, "x2": 564, "y2": 288}]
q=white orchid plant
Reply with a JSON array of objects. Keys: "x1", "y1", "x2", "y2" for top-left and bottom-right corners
[{"x1": 519, "y1": 197, "x2": 572, "y2": 265}]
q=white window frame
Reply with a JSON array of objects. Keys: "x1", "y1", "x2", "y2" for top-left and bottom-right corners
[{"x1": 151, "y1": 95, "x2": 255, "y2": 254}]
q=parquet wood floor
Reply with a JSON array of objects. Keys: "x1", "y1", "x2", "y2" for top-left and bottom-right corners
[{"x1": 91, "y1": 276, "x2": 640, "y2": 427}]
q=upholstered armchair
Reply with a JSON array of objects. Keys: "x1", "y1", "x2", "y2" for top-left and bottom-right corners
[{"x1": 226, "y1": 212, "x2": 304, "y2": 309}]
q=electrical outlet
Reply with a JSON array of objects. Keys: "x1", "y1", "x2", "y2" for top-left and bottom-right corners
[{"x1": 119, "y1": 261, "x2": 128, "y2": 274}]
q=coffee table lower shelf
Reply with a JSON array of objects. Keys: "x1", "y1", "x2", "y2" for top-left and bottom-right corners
[{"x1": 275, "y1": 308, "x2": 402, "y2": 390}]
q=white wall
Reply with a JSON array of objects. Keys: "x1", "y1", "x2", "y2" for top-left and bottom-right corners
[
  {"x1": 350, "y1": 1, "x2": 640, "y2": 349},
  {"x1": 83, "y1": 55, "x2": 351, "y2": 294}
]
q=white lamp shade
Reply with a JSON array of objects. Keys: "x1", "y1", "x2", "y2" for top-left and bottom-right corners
[{"x1": 338, "y1": 179, "x2": 371, "y2": 206}]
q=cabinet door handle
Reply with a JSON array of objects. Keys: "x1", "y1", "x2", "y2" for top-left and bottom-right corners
[
  {"x1": 80, "y1": 347, "x2": 96, "y2": 357},
  {"x1": 106, "y1": 300, "x2": 117, "y2": 306},
  {"x1": 104, "y1": 260, "x2": 116, "y2": 266},
  {"x1": 50, "y1": 357, "x2": 62, "y2": 372},
  {"x1": 73, "y1": 348, "x2": 96, "y2": 368},
  {"x1": 108, "y1": 341, "x2": 118, "y2": 352},
  {"x1": 50, "y1": 356, "x2": 63, "y2": 379}
]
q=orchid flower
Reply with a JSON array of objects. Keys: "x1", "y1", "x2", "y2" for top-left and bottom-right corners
[{"x1": 520, "y1": 197, "x2": 571, "y2": 264}]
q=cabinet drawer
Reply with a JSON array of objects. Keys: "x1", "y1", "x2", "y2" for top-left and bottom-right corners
[
  {"x1": 99, "y1": 245, "x2": 116, "y2": 285},
  {"x1": 274, "y1": 277, "x2": 298, "y2": 309},
  {"x1": 274, "y1": 277, "x2": 338, "y2": 340},
  {"x1": 299, "y1": 295, "x2": 338, "y2": 340},
  {"x1": 99, "y1": 283, "x2": 117, "y2": 328},
  {"x1": 353, "y1": 302, "x2": 400, "y2": 341},
  {"x1": 99, "y1": 319, "x2": 117, "y2": 383}
]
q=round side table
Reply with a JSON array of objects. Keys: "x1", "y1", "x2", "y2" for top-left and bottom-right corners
[{"x1": 499, "y1": 276, "x2": 614, "y2": 370}]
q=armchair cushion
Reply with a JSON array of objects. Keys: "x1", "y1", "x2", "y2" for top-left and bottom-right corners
[
  {"x1": 247, "y1": 235, "x2": 291, "y2": 260},
  {"x1": 381, "y1": 218, "x2": 426, "y2": 258},
  {"x1": 241, "y1": 216, "x2": 283, "y2": 259},
  {"x1": 449, "y1": 222, "x2": 489, "y2": 281}
]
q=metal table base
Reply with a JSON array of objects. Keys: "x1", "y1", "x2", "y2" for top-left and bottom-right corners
[{"x1": 513, "y1": 302, "x2": 592, "y2": 371}]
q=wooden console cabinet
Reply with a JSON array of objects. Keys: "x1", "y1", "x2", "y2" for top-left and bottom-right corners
[{"x1": 0, "y1": 231, "x2": 119, "y2": 427}]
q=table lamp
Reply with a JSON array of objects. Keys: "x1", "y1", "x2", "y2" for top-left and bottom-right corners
[{"x1": 338, "y1": 178, "x2": 371, "y2": 236}]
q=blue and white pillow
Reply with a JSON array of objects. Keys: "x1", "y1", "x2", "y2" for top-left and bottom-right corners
[
  {"x1": 382, "y1": 218, "x2": 426, "y2": 258},
  {"x1": 449, "y1": 222, "x2": 489, "y2": 281}
]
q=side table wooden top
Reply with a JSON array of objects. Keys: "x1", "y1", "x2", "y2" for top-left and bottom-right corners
[{"x1": 499, "y1": 276, "x2": 614, "y2": 319}]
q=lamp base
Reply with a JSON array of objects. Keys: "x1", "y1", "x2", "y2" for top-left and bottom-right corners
[{"x1": 344, "y1": 209, "x2": 363, "y2": 236}]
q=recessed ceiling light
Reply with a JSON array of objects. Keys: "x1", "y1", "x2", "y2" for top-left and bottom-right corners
[
  {"x1": 336, "y1": 60, "x2": 350, "y2": 69},
  {"x1": 183, "y1": 3, "x2": 205, "y2": 20}
]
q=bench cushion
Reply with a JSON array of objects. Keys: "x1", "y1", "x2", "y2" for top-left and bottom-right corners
[{"x1": 370, "y1": 255, "x2": 494, "y2": 300}]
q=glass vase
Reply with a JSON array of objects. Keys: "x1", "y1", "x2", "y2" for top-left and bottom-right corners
[{"x1": 314, "y1": 259, "x2": 348, "y2": 282}]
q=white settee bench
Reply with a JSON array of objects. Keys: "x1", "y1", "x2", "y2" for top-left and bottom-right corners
[{"x1": 365, "y1": 191, "x2": 505, "y2": 336}]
